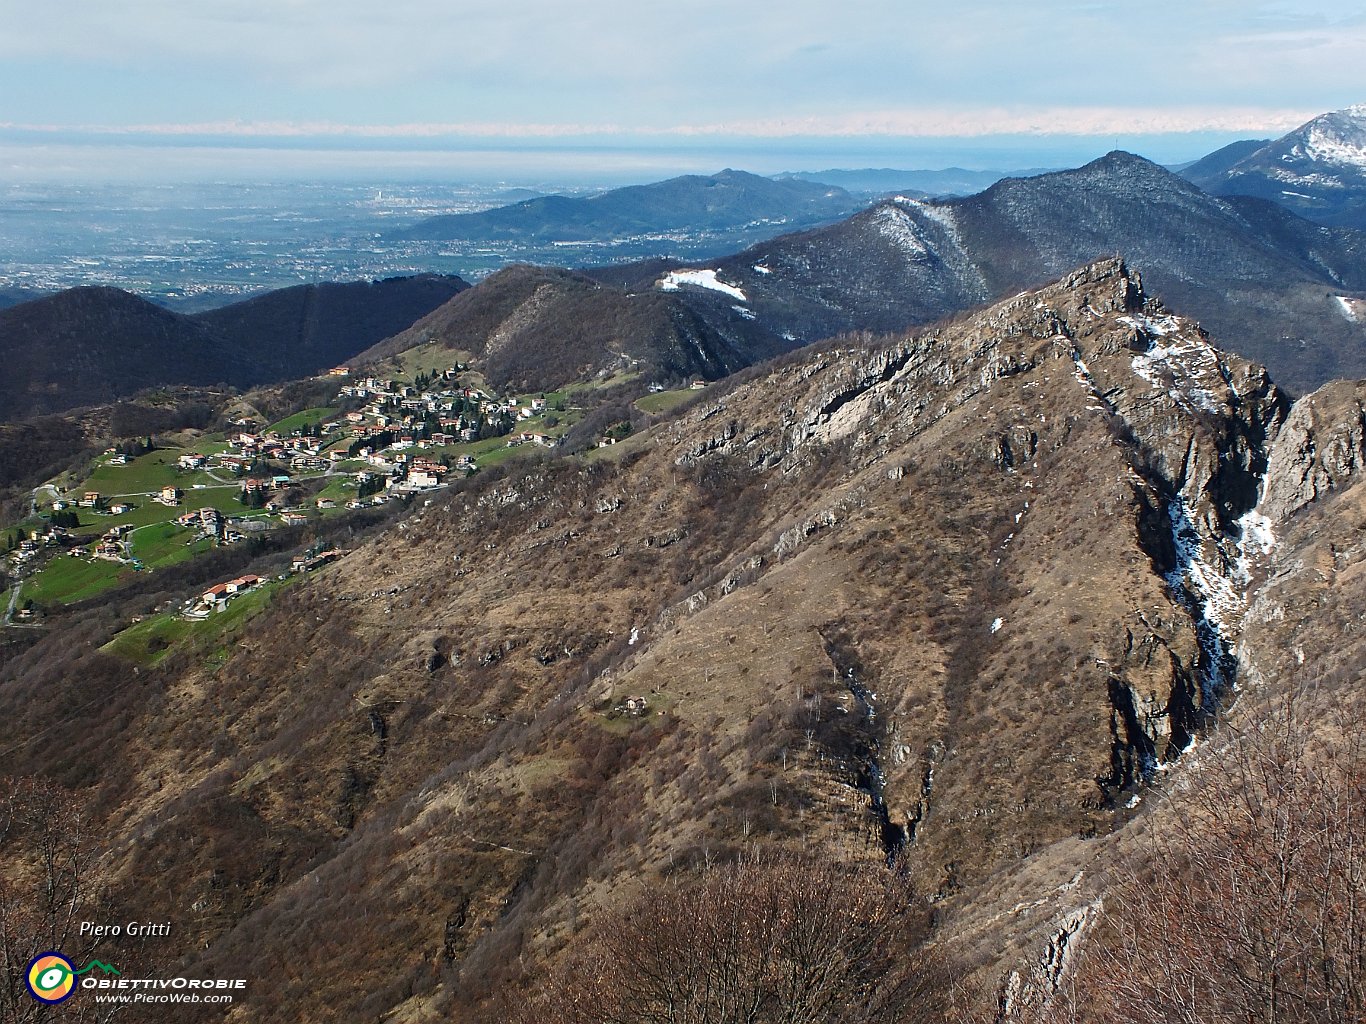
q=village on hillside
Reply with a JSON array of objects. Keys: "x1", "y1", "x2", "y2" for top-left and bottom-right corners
[{"x1": 3, "y1": 361, "x2": 593, "y2": 619}]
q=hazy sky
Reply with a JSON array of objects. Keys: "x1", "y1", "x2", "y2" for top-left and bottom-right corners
[{"x1": 1, "y1": 0, "x2": 1363, "y2": 180}]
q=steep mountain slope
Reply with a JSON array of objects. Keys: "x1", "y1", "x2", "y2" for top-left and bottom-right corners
[
  {"x1": 660, "y1": 152, "x2": 1366, "y2": 392},
  {"x1": 0, "y1": 275, "x2": 467, "y2": 421},
  {"x1": 1184, "y1": 106, "x2": 1366, "y2": 230},
  {"x1": 394, "y1": 169, "x2": 859, "y2": 242},
  {"x1": 8, "y1": 260, "x2": 1365, "y2": 1022},
  {"x1": 642, "y1": 199, "x2": 994, "y2": 344},
  {"x1": 1241, "y1": 378, "x2": 1366, "y2": 691},
  {"x1": 359, "y1": 264, "x2": 784, "y2": 392}
]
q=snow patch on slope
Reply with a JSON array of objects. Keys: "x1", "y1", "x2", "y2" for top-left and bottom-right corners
[
  {"x1": 1123, "y1": 319, "x2": 1224, "y2": 415},
  {"x1": 872, "y1": 204, "x2": 933, "y2": 257},
  {"x1": 876, "y1": 198, "x2": 989, "y2": 298},
  {"x1": 1301, "y1": 125, "x2": 1366, "y2": 169},
  {"x1": 657, "y1": 269, "x2": 747, "y2": 302},
  {"x1": 913, "y1": 201, "x2": 968, "y2": 246},
  {"x1": 1164, "y1": 496, "x2": 1276, "y2": 714},
  {"x1": 1118, "y1": 313, "x2": 1179, "y2": 337},
  {"x1": 1236, "y1": 510, "x2": 1277, "y2": 560},
  {"x1": 1164, "y1": 497, "x2": 1240, "y2": 705}
]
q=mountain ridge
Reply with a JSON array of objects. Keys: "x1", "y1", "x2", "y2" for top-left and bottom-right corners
[
  {"x1": 393, "y1": 169, "x2": 861, "y2": 243},
  {"x1": 357, "y1": 263, "x2": 783, "y2": 393},
  {"x1": 649, "y1": 151, "x2": 1366, "y2": 392},
  {"x1": 347, "y1": 151, "x2": 1366, "y2": 400}
]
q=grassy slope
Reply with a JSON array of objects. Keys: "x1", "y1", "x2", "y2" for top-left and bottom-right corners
[
  {"x1": 102, "y1": 579, "x2": 291, "y2": 666},
  {"x1": 265, "y1": 407, "x2": 340, "y2": 435}
]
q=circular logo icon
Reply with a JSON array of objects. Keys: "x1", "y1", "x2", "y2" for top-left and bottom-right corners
[{"x1": 26, "y1": 952, "x2": 77, "y2": 1004}]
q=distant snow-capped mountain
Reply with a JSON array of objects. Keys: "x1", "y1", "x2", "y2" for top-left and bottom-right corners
[
  {"x1": 1277, "y1": 106, "x2": 1366, "y2": 170},
  {"x1": 1184, "y1": 106, "x2": 1366, "y2": 230}
]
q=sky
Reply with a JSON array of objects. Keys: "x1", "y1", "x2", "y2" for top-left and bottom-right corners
[{"x1": 1, "y1": 0, "x2": 1364, "y2": 182}]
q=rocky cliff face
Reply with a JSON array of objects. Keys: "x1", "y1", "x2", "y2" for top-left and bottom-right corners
[
  {"x1": 1259, "y1": 381, "x2": 1366, "y2": 522},
  {"x1": 1236, "y1": 379, "x2": 1366, "y2": 713},
  {"x1": 659, "y1": 260, "x2": 1299, "y2": 843},
  {"x1": 2, "y1": 259, "x2": 1362, "y2": 1023}
]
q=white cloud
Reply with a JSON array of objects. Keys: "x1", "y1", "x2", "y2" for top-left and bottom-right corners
[
  {"x1": 0, "y1": 105, "x2": 1319, "y2": 140},
  {"x1": 0, "y1": 0, "x2": 1360, "y2": 131}
]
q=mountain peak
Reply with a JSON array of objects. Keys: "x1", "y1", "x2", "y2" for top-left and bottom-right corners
[
  {"x1": 1286, "y1": 106, "x2": 1366, "y2": 167},
  {"x1": 1085, "y1": 150, "x2": 1168, "y2": 174}
]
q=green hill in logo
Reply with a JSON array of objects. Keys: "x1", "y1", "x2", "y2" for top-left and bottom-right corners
[{"x1": 76, "y1": 960, "x2": 121, "y2": 977}]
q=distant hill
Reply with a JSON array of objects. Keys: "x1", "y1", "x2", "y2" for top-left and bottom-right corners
[
  {"x1": 0, "y1": 287, "x2": 50, "y2": 311},
  {"x1": 195, "y1": 275, "x2": 469, "y2": 381},
  {"x1": 1175, "y1": 138, "x2": 1270, "y2": 181},
  {"x1": 1183, "y1": 106, "x2": 1366, "y2": 230},
  {"x1": 778, "y1": 166, "x2": 1053, "y2": 198},
  {"x1": 0, "y1": 288, "x2": 236, "y2": 420},
  {"x1": 0, "y1": 275, "x2": 467, "y2": 421},
  {"x1": 637, "y1": 152, "x2": 1366, "y2": 392},
  {"x1": 393, "y1": 169, "x2": 860, "y2": 243},
  {"x1": 359, "y1": 264, "x2": 780, "y2": 393}
]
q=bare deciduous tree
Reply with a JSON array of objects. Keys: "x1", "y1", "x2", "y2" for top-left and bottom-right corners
[
  {"x1": 0, "y1": 776, "x2": 113, "y2": 1024},
  {"x1": 497, "y1": 853, "x2": 963, "y2": 1024},
  {"x1": 1047, "y1": 686, "x2": 1366, "y2": 1024}
]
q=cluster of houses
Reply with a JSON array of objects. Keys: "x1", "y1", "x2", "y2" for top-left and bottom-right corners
[
  {"x1": 184, "y1": 549, "x2": 348, "y2": 614},
  {"x1": 178, "y1": 429, "x2": 333, "y2": 478},
  {"x1": 193, "y1": 371, "x2": 536, "y2": 499},
  {"x1": 174, "y1": 506, "x2": 246, "y2": 545},
  {"x1": 336, "y1": 371, "x2": 551, "y2": 452},
  {"x1": 88, "y1": 524, "x2": 134, "y2": 563},
  {"x1": 49, "y1": 522, "x2": 137, "y2": 565},
  {"x1": 66, "y1": 486, "x2": 179, "y2": 513},
  {"x1": 290, "y1": 548, "x2": 345, "y2": 574},
  {"x1": 180, "y1": 546, "x2": 347, "y2": 619},
  {"x1": 186, "y1": 573, "x2": 263, "y2": 618},
  {"x1": 7, "y1": 525, "x2": 66, "y2": 566},
  {"x1": 6, "y1": 519, "x2": 136, "y2": 567},
  {"x1": 403, "y1": 457, "x2": 449, "y2": 490},
  {"x1": 12, "y1": 369, "x2": 563, "y2": 609},
  {"x1": 7, "y1": 515, "x2": 139, "y2": 575}
]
